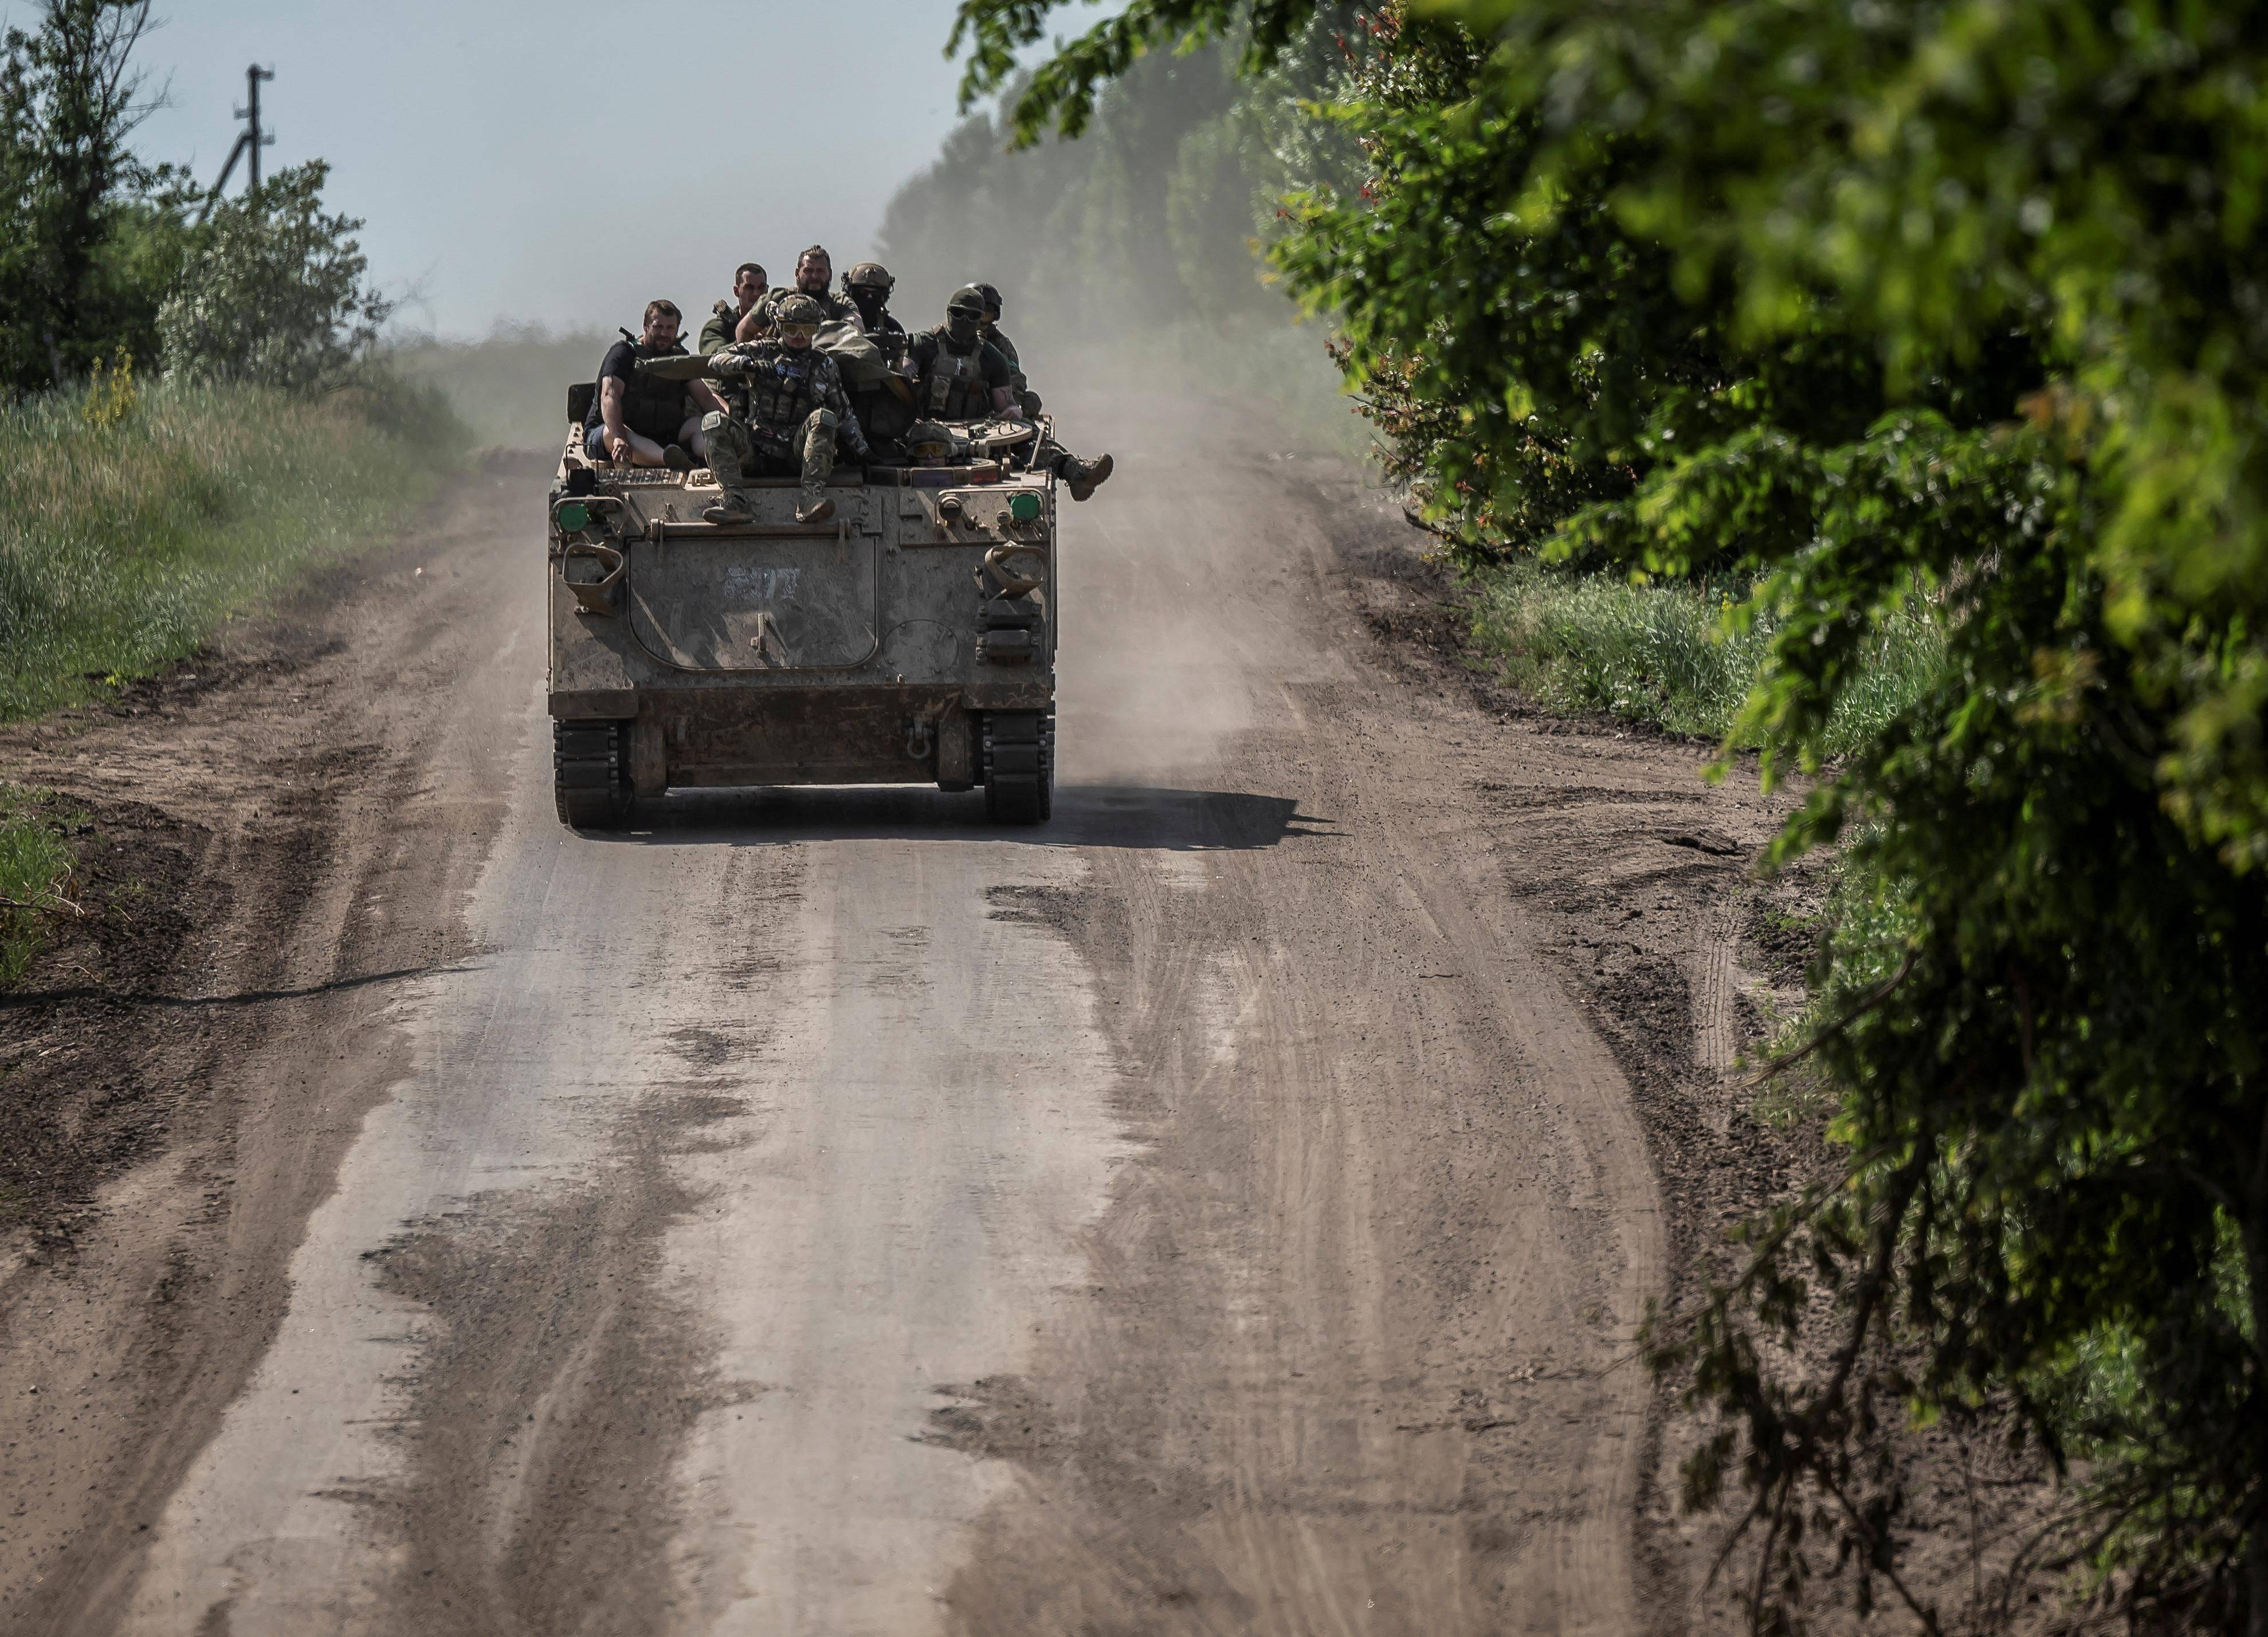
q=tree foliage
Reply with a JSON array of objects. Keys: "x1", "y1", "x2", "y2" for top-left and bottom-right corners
[
  {"x1": 3, "y1": 2, "x2": 383, "y2": 401},
  {"x1": 159, "y1": 162, "x2": 390, "y2": 392},
  {"x1": 952, "y1": 0, "x2": 2268, "y2": 1627},
  {"x1": 0, "y1": 0, "x2": 194, "y2": 396}
]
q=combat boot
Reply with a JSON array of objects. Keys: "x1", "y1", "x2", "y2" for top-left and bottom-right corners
[
  {"x1": 703, "y1": 489, "x2": 753, "y2": 525},
  {"x1": 663, "y1": 444, "x2": 694, "y2": 472},
  {"x1": 1067, "y1": 452, "x2": 1115, "y2": 503},
  {"x1": 796, "y1": 487, "x2": 835, "y2": 526}
]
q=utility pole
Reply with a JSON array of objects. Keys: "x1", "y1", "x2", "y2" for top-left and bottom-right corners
[
  {"x1": 241, "y1": 62, "x2": 273, "y2": 190},
  {"x1": 202, "y1": 63, "x2": 275, "y2": 220}
]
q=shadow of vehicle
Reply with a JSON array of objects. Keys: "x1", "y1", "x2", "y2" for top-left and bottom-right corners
[{"x1": 584, "y1": 784, "x2": 1335, "y2": 852}]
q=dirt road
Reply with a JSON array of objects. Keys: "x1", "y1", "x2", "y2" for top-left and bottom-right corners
[{"x1": 0, "y1": 399, "x2": 1790, "y2": 1634}]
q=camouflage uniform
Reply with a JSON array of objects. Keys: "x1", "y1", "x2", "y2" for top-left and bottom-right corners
[{"x1": 698, "y1": 337, "x2": 870, "y2": 518}]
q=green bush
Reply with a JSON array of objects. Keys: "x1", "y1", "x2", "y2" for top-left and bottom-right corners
[
  {"x1": 0, "y1": 373, "x2": 460, "y2": 720},
  {"x1": 958, "y1": 0, "x2": 2268, "y2": 1620},
  {"x1": 1471, "y1": 562, "x2": 1942, "y2": 755},
  {"x1": 158, "y1": 162, "x2": 390, "y2": 393}
]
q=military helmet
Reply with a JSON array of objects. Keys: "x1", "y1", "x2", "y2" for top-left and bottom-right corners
[
  {"x1": 774, "y1": 293, "x2": 825, "y2": 328},
  {"x1": 945, "y1": 283, "x2": 988, "y2": 318},
  {"x1": 843, "y1": 261, "x2": 894, "y2": 293},
  {"x1": 976, "y1": 283, "x2": 1003, "y2": 320}
]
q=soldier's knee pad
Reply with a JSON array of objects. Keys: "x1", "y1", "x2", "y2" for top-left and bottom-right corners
[
  {"x1": 701, "y1": 410, "x2": 731, "y2": 434},
  {"x1": 807, "y1": 408, "x2": 838, "y2": 433}
]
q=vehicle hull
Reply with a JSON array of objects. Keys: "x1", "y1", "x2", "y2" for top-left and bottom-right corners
[{"x1": 545, "y1": 442, "x2": 1058, "y2": 825}]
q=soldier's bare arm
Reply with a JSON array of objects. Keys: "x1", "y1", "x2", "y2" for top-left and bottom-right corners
[{"x1": 597, "y1": 377, "x2": 630, "y2": 457}]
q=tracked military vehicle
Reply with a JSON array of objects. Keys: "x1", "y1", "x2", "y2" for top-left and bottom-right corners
[{"x1": 547, "y1": 391, "x2": 1058, "y2": 828}]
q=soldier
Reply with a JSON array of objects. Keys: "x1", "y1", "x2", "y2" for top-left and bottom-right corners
[
  {"x1": 587, "y1": 299, "x2": 725, "y2": 468},
  {"x1": 843, "y1": 262, "x2": 907, "y2": 347},
  {"x1": 760, "y1": 245, "x2": 857, "y2": 327},
  {"x1": 911, "y1": 285, "x2": 1114, "y2": 501},
  {"x1": 907, "y1": 284, "x2": 1017, "y2": 421},
  {"x1": 974, "y1": 283, "x2": 1039, "y2": 417},
  {"x1": 690, "y1": 293, "x2": 871, "y2": 527},
  {"x1": 842, "y1": 261, "x2": 915, "y2": 452},
  {"x1": 700, "y1": 261, "x2": 768, "y2": 354}
]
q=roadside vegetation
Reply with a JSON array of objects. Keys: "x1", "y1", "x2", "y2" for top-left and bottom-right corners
[
  {"x1": 2, "y1": 0, "x2": 454, "y2": 983},
  {"x1": 952, "y1": 0, "x2": 2268, "y2": 1627},
  {"x1": 1470, "y1": 564, "x2": 1943, "y2": 755},
  {"x1": 0, "y1": 788, "x2": 73, "y2": 989},
  {"x1": 0, "y1": 373, "x2": 453, "y2": 721}
]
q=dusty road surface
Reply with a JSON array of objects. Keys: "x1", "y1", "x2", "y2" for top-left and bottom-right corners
[{"x1": 0, "y1": 395, "x2": 1789, "y2": 1634}]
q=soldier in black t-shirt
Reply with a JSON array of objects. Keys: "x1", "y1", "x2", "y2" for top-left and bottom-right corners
[{"x1": 586, "y1": 299, "x2": 725, "y2": 468}]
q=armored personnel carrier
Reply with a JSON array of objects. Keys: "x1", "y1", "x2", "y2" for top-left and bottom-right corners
[{"x1": 547, "y1": 395, "x2": 1058, "y2": 828}]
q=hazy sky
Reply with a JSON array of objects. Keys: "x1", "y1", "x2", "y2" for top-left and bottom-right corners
[{"x1": 94, "y1": 0, "x2": 1042, "y2": 337}]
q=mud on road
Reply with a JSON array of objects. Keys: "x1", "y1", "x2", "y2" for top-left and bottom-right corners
[{"x1": 0, "y1": 404, "x2": 1807, "y2": 1635}]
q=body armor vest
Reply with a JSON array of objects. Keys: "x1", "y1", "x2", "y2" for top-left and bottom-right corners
[
  {"x1": 744, "y1": 344, "x2": 826, "y2": 433},
  {"x1": 922, "y1": 331, "x2": 992, "y2": 421},
  {"x1": 618, "y1": 342, "x2": 690, "y2": 442}
]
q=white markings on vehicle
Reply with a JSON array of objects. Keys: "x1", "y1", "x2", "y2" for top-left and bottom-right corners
[{"x1": 723, "y1": 565, "x2": 802, "y2": 601}]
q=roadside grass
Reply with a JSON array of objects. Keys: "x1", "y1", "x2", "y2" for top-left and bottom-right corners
[
  {"x1": 1469, "y1": 558, "x2": 1943, "y2": 757},
  {"x1": 0, "y1": 373, "x2": 460, "y2": 722},
  {"x1": 0, "y1": 787, "x2": 76, "y2": 988}
]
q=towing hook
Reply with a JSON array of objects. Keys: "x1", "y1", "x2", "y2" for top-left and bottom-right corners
[{"x1": 905, "y1": 718, "x2": 934, "y2": 760}]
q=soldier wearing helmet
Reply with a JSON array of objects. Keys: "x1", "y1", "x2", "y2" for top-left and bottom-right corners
[
  {"x1": 927, "y1": 283, "x2": 1115, "y2": 500},
  {"x1": 682, "y1": 292, "x2": 871, "y2": 526},
  {"x1": 842, "y1": 263, "x2": 906, "y2": 344},
  {"x1": 907, "y1": 284, "x2": 1018, "y2": 424},
  {"x1": 841, "y1": 261, "x2": 915, "y2": 451},
  {"x1": 907, "y1": 286, "x2": 1115, "y2": 499}
]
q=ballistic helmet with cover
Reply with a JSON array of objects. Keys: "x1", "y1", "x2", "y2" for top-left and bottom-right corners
[
  {"x1": 775, "y1": 293, "x2": 825, "y2": 329},
  {"x1": 843, "y1": 261, "x2": 894, "y2": 293},
  {"x1": 976, "y1": 283, "x2": 1003, "y2": 320}
]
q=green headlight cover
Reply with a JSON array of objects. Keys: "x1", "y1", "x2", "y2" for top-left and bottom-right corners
[
  {"x1": 1009, "y1": 491, "x2": 1042, "y2": 522},
  {"x1": 558, "y1": 501, "x2": 591, "y2": 532}
]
